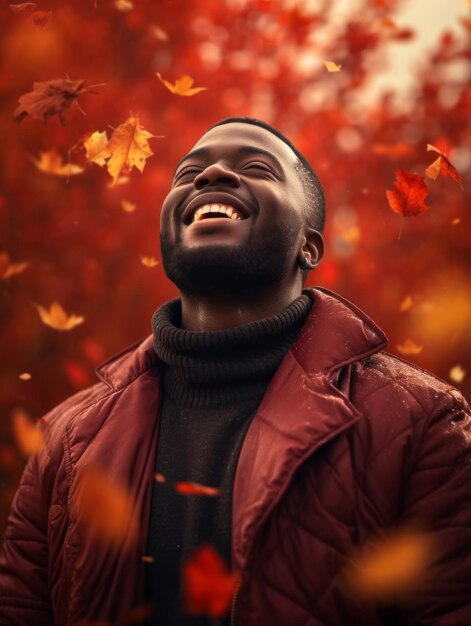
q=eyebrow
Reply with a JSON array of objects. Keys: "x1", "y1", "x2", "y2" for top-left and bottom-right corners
[{"x1": 173, "y1": 145, "x2": 284, "y2": 176}]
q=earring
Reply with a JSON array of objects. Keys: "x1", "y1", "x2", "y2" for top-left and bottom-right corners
[{"x1": 299, "y1": 256, "x2": 308, "y2": 271}]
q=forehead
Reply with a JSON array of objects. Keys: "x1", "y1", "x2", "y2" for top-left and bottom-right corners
[{"x1": 190, "y1": 122, "x2": 299, "y2": 169}]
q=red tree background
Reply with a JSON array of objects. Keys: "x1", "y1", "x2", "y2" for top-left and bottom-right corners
[{"x1": 1, "y1": 0, "x2": 470, "y2": 531}]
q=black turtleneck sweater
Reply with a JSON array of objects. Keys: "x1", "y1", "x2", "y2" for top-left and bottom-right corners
[{"x1": 144, "y1": 294, "x2": 312, "y2": 626}]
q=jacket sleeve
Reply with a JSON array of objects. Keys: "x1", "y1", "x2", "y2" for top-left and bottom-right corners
[
  {"x1": 0, "y1": 452, "x2": 53, "y2": 626},
  {"x1": 397, "y1": 388, "x2": 471, "y2": 625}
]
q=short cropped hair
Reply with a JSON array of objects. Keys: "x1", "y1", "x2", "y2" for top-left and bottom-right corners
[{"x1": 210, "y1": 117, "x2": 326, "y2": 233}]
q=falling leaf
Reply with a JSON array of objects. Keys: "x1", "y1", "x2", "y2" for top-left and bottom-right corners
[
  {"x1": 150, "y1": 24, "x2": 169, "y2": 41},
  {"x1": 141, "y1": 256, "x2": 159, "y2": 267},
  {"x1": 14, "y1": 78, "x2": 94, "y2": 124},
  {"x1": 343, "y1": 530, "x2": 433, "y2": 601},
  {"x1": 324, "y1": 60, "x2": 342, "y2": 72},
  {"x1": 33, "y1": 149, "x2": 83, "y2": 177},
  {"x1": 9, "y1": 3, "x2": 37, "y2": 13},
  {"x1": 183, "y1": 545, "x2": 240, "y2": 618},
  {"x1": 425, "y1": 144, "x2": 464, "y2": 189},
  {"x1": 449, "y1": 365, "x2": 466, "y2": 383},
  {"x1": 386, "y1": 170, "x2": 430, "y2": 217},
  {"x1": 399, "y1": 295, "x2": 413, "y2": 312},
  {"x1": 0, "y1": 252, "x2": 28, "y2": 280},
  {"x1": 372, "y1": 142, "x2": 414, "y2": 157},
  {"x1": 12, "y1": 408, "x2": 44, "y2": 456},
  {"x1": 451, "y1": 217, "x2": 461, "y2": 225},
  {"x1": 338, "y1": 225, "x2": 360, "y2": 245},
  {"x1": 156, "y1": 73, "x2": 207, "y2": 96},
  {"x1": 83, "y1": 130, "x2": 109, "y2": 165},
  {"x1": 74, "y1": 466, "x2": 138, "y2": 551},
  {"x1": 396, "y1": 339, "x2": 423, "y2": 355},
  {"x1": 34, "y1": 301, "x2": 85, "y2": 331},
  {"x1": 32, "y1": 10, "x2": 52, "y2": 29},
  {"x1": 154, "y1": 472, "x2": 166, "y2": 483},
  {"x1": 121, "y1": 199, "x2": 136, "y2": 213},
  {"x1": 86, "y1": 115, "x2": 156, "y2": 184},
  {"x1": 174, "y1": 482, "x2": 221, "y2": 497},
  {"x1": 142, "y1": 555, "x2": 155, "y2": 563},
  {"x1": 115, "y1": 0, "x2": 134, "y2": 10},
  {"x1": 18, "y1": 372, "x2": 32, "y2": 380}
]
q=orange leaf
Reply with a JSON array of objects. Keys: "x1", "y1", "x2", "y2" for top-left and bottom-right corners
[
  {"x1": 18, "y1": 372, "x2": 32, "y2": 380},
  {"x1": 425, "y1": 144, "x2": 463, "y2": 189},
  {"x1": 0, "y1": 252, "x2": 28, "y2": 280},
  {"x1": 343, "y1": 529, "x2": 433, "y2": 601},
  {"x1": 33, "y1": 149, "x2": 83, "y2": 177},
  {"x1": 14, "y1": 78, "x2": 94, "y2": 125},
  {"x1": 396, "y1": 339, "x2": 423, "y2": 355},
  {"x1": 386, "y1": 170, "x2": 430, "y2": 217},
  {"x1": 399, "y1": 295, "x2": 413, "y2": 312},
  {"x1": 83, "y1": 130, "x2": 110, "y2": 166},
  {"x1": 324, "y1": 60, "x2": 342, "y2": 72},
  {"x1": 74, "y1": 467, "x2": 138, "y2": 551},
  {"x1": 451, "y1": 217, "x2": 461, "y2": 225},
  {"x1": 174, "y1": 482, "x2": 221, "y2": 497},
  {"x1": 121, "y1": 199, "x2": 136, "y2": 213},
  {"x1": 140, "y1": 255, "x2": 159, "y2": 267},
  {"x1": 85, "y1": 115, "x2": 156, "y2": 184},
  {"x1": 183, "y1": 545, "x2": 240, "y2": 618},
  {"x1": 156, "y1": 73, "x2": 207, "y2": 96},
  {"x1": 34, "y1": 301, "x2": 85, "y2": 331},
  {"x1": 449, "y1": 365, "x2": 465, "y2": 383},
  {"x1": 372, "y1": 141, "x2": 414, "y2": 157},
  {"x1": 154, "y1": 472, "x2": 166, "y2": 483},
  {"x1": 12, "y1": 408, "x2": 45, "y2": 456},
  {"x1": 115, "y1": 0, "x2": 134, "y2": 10},
  {"x1": 32, "y1": 10, "x2": 52, "y2": 29},
  {"x1": 9, "y1": 3, "x2": 37, "y2": 13}
]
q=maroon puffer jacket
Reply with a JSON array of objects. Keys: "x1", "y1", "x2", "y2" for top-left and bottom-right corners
[{"x1": 1, "y1": 287, "x2": 471, "y2": 626}]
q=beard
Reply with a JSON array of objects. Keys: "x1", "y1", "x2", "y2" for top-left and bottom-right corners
[{"x1": 160, "y1": 222, "x2": 301, "y2": 298}]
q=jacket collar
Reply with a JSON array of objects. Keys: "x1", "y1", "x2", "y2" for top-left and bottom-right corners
[{"x1": 231, "y1": 286, "x2": 388, "y2": 570}]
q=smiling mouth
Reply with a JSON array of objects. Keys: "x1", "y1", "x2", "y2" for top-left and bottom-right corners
[{"x1": 188, "y1": 203, "x2": 246, "y2": 225}]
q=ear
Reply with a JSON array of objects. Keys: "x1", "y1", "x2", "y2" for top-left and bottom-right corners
[{"x1": 298, "y1": 228, "x2": 324, "y2": 269}]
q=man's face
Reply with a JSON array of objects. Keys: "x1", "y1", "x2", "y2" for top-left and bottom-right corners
[{"x1": 160, "y1": 122, "x2": 308, "y2": 297}]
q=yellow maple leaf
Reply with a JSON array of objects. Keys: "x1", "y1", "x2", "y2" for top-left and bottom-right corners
[
  {"x1": 34, "y1": 301, "x2": 85, "y2": 331},
  {"x1": 121, "y1": 199, "x2": 136, "y2": 213},
  {"x1": 0, "y1": 252, "x2": 29, "y2": 280},
  {"x1": 449, "y1": 365, "x2": 465, "y2": 383},
  {"x1": 156, "y1": 73, "x2": 207, "y2": 96},
  {"x1": 12, "y1": 408, "x2": 44, "y2": 456},
  {"x1": 141, "y1": 256, "x2": 159, "y2": 267},
  {"x1": 86, "y1": 116, "x2": 156, "y2": 185},
  {"x1": 83, "y1": 130, "x2": 110, "y2": 166},
  {"x1": 324, "y1": 60, "x2": 342, "y2": 72},
  {"x1": 396, "y1": 339, "x2": 423, "y2": 355},
  {"x1": 33, "y1": 149, "x2": 83, "y2": 177}
]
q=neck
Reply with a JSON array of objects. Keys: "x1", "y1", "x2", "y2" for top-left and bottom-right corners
[{"x1": 179, "y1": 279, "x2": 303, "y2": 331}]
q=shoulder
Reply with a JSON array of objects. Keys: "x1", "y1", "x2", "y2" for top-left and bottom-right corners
[{"x1": 40, "y1": 335, "x2": 158, "y2": 463}]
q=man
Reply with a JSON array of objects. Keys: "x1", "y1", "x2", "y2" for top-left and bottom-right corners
[{"x1": 1, "y1": 117, "x2": 470, "y2": 626}]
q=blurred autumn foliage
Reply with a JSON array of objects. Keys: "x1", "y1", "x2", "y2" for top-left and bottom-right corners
[{"x1": 1, "y1": 0, "x2": 470, "y2": 536}]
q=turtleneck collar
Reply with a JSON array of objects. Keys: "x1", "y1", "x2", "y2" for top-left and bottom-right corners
[{"x1": 151, "y1": 294, "x2": 312, "y2": 408}]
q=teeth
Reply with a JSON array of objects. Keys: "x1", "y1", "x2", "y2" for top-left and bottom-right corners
[{"x1": 191, "y1": 203, "x2": 243, "y2": 223}]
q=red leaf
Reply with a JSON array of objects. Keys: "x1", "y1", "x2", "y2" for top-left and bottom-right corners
[
  {"x1": 386, "y1": 170, "x2": 430, "y2": 217},
  {"x1": 183, "y1": 545, "x2": 240, "y2": 618},
  {"x1": 425, "y1": 144, "x2": 463, "y2": 189},
  {"x1": 32, "y1": 10, "x2": 52, "y2": 29},
  {"x1": 14, "y1": 78, "x2": 93, "y2": 124},
  {"x1": 9, "y1": 3, "x2": 37, "y2": 13},
  {"x1": 174, "y1": 481, "x2": 221, "y2": 497}
]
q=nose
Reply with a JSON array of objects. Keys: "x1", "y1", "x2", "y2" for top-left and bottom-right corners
[{"x1": 194, "y1": 163, "x2": 240, "y2": 190}]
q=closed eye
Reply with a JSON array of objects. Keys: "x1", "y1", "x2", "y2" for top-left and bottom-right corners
[
  {"x1": 174, "y1": 166, "x2": 202, "y2": 184},
  {"x1": 241, "y1": 162, "x2": 277, "y2": 174}
]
